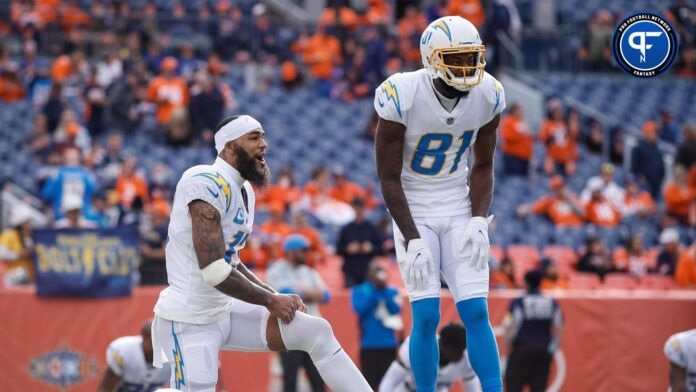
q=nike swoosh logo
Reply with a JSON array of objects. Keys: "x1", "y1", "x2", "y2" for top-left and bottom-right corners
[
  {"x1": 478, "y1": 229, "x2": 485, "y2": 236},
  {"x1": 207, "y1": 187, "x2": 219, "y2": 198},
  {"x1": 377, "y1": 98, "x2": 385, "y2": 107}
]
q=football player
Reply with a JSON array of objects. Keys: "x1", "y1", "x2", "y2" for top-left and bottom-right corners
[
  {"x1": 151, "y1": 115, "x2": 370, "y2": 391},
  {"x1": 98, "y1": 320, "x2": 170, "y2": 392},
  {"x1": 664, "y1": 328, "x2": 696, "y2": 392},
  {"x1": 379, "y1": 323, "x2": 481, "y2": 392},
  {"x1": 374, "y1": 16, "x2": 505, "y2": 392}
]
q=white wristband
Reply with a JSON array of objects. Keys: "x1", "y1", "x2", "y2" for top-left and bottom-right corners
[{"x1": 200, "y1": 258, "x2": 232, "y2": 286}]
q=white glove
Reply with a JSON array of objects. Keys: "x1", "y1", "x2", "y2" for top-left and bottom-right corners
[
  {"x1": 459, "y1": 216, "x2": 494, "y2": 271},
  {"x1": 400, "y1": 238, "x2": 434, "y2": 291}
]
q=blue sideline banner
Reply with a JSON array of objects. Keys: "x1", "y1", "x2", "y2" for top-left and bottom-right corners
[{"x1": 33, "y1": 226, "x2": 140, "y2": 297}]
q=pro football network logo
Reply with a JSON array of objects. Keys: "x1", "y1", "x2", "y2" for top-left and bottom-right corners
[
  {"x1": 612, "y1": 13, "x2": 679, "y2": 77},
  {"x1": 29, "y1": 347, "x2": 98, "y2": 389}
]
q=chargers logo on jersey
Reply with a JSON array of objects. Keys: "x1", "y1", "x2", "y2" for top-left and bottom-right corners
[
  {"x1": 493, "y1": 81, "x2": 503, "y2": 114},
  {"x1": 380, "y1": 80, "x2": 402, "y2": 118},
  {"x1": 195, "y1": 172, "x2": 232, "y2": 212}
]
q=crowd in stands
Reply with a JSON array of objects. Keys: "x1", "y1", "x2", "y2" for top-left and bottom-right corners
[{"x1": 0, "y1": 0, "x2": 694, "y2": 291}]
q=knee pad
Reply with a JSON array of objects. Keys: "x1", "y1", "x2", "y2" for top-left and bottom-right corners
[
  {"x1": 411, "y1": 298, "x2": 440, "y2": 335},
  {"x1": 279, "y1": 312, "x2": 341, "y2": 364}
]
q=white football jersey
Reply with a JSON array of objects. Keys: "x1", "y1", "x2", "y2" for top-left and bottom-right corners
[
  {"x1": 397, "y1": 336, "x2": 479, "y2": 391},
  {"x1": 154, "y1": 157, "x2": 256, "y2": 324},
  {"x1": 664, "y1": 329, "x2": 696, "y2": 392},
  {"x1": 106, "y1": 336, "x2": 170, "y2": 391},
  {"x1": 374, "y1": 69, "x2": 505, "y2": 218}
]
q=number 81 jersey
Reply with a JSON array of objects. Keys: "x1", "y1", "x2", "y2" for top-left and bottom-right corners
[{"x1": 375, "y1": 69, "x2": 505, "y2": 218}]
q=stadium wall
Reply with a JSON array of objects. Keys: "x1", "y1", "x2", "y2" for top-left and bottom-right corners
[{"x1": 1, "y1": 287, "x2": 695, "y2": 391}]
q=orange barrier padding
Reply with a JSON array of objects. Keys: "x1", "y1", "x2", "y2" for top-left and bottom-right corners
[{"x1": 1, "y1": 286, "x2": 695, "y2": 391}]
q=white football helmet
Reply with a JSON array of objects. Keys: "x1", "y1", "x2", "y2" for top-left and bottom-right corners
[{"x1": 420, "y1": 16, "x2": 486, "y2": 91}]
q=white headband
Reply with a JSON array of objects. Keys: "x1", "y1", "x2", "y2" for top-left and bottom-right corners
[{"x1": 214, "y1": 115, "x2": 262, "y2": 153}]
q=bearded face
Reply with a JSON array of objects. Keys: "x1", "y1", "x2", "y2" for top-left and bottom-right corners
[{"x1": 233, "y1": 141, "x2": 270, "y2": 188}]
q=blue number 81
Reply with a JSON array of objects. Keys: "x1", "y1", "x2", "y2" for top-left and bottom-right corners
[{"x1": 411, "y1": 130, "x2": 475, "y2": 175}]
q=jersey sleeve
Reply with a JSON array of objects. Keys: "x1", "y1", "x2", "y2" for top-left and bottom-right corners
[
  {"x1": 664, "y1": 335, "x2": 688, "y2": 368},
  {"x1": 106, "y1": 341, "x2": 127, "y2": 376},
  {"x1": 374, "y1": 74, "x2": 407, "y2": 125},
  {"x1": 483, "y1": 74, "x2": 506, "y2": 123},
  {"x1": 178, "y1": 170, "x2": 228, "y2": 218}
]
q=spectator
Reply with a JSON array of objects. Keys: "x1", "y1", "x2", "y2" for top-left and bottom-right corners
[
  {"x1": 299, "y1": 25, "x2": 342, "y2": 82},
  {"x1": 675, "y1": 242, "x2": 696, "y2": 288},
  {"x1": 576, "y1": 237, "x2": 614, "y2": 280},
  {"x1": 42, "y1": 82, "x2": 65, "y2": 133},
  {"x1": 84, "y1": 70, "x2": 108, "y2": 136},
  {"x1": 41, "y1": 148, "x2": 98, "y2": 219},
  {"x1": 0, "y1": 67, "x2": 26, "y2": 102},
  {"x1": 337, "y1": 198, "x2": 383, "y2": 287},
  {"x1": 582, "y1": 120, "x2": 604, "y2": 154},
  {"x1": 426, "y1": 0, "x2": 448, "y2": 22},
  {"x1": 116, "y1": 156, "x2": 149, "y2": 210},
  {"x1": 614, "y1": 234, "x2": 649, "y2": 278},
  {"x1": 94, "y1": 133, "x2": 125, "y2": 186},
  {"x1": 491, "y1": 256, "x2": 517, "y2": 289},
  {"x1": 54, "y1": 110, "x2": 92, "y2": 157},
  {"x1": 517, "y1": 176, "x2": 584, "y2": 227},
  {"x1": 331, "y1": 170, "x2": 378, "y2": 209},
  {"x1": 189, "y1": 71, "x2": 224, "y2": 145},
  {"x1": 580, "y1": 163, "x2": 625, "y2": 208},
  {"x1": 577, "y1": 9, "x2": 614, "y2": 71},
  {"x1": 656, "y1": 228, "x2": 681, "y2": 276},
  {"x1": 663, "y1": 166, "x2": 695, "y2": 225},
  {"x1": 147, "y1": 56, "x2": 190, "y2": 145},
  {"x1": 584, "y1": 181, "x2": 621, "y2": 228},
  {"x1": 503, "y1": 270, "x2": 563, "y2": 392},
  {"x1": 267, "y1": 234, "x2": 329, "y2": 392},
  {"x1": 0, "y1": 207, "x2": 35, "y2": 285},
  {"x1": 85, "y1": 191, "x2": 119, "y2": 228},
  {"x1": 27, "y1": 114, "x2": 53, "y2": 160},
  {"x1": 351, "y1": 262, "x2": 402, "y2": 389},
  {"x1": 659, "y1": 111, "x2": 681, "y2": 146},
  {"x1": 631, "y1": 121, "x2": 665, "y2": 199},
  {"x1": 257, "y1": 167, "x2": 302, "y2": 213},
  {"x1": 447, "y1": 0, "x2": 485, "y2": 29},
  {"x1": 290, "y1": 209, "x2": 327, "y2": 267},
  {"x1": 500, "y1": 103, "x2": 533, "y2": 176},
  {"x1": 109, "y1": 74, "x2": 147, "y2": 133},
  {"x1": 539, "y1": 258, "x2": 569, "y2": 289},
  {"x1": 258, "y1": 203, "x2": 293, "y2": 264},
  {"x1": 54, "y1": 195, "x2": 98, "y2": 229},
  {"x1": 540, "y1": 102, "x2": 577, "y2": 176},
  {"x1": 675, "y1": 124, "x2": 696, "y2": 193},
  {"x1": 139, "y1": 201, "x2": 169, "y2": 285},
  {"x1": 621, "y1": 175, "x2": 657, "y2": 219}
]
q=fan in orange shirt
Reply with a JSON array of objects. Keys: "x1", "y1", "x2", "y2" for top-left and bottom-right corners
[
  {"x1": 299, "y1": 25, "x2": 342, "y2": 81},
  {"x1": 664, "y1": 166, "x2": 695, "y2": 225},
  {"x1": 258, "y1": 203, "x2": 293, "y2": 263},
  {"x1": 330, "y1": 170, "x2": 378, "y2": 210},
  {"x1": 0, "y1": 69, "x2": 26, "y2": 102},
  {"x1": 116, "y1": 157, "x2": 149, "y2": 209},
  {"x1": 446, "y1": 0, "x2": 485, "y2": 29},
  {"x1": 540, "y1": 258, "x2": 570, "y2": 290},
  {"x1": 622, "y1": 175, "x2": 657, "y2": 218},
  {"x1": 491, "y1": 257, "x2": 517, "y2": 289},
  {"x1": 147, "y1": 57, "x2": 189, "y2": 125},
  {"x1": 540, "y1": 102, "x2": 578, "y2": 176},
  {"x1": 318, "y1": 5, "x2": 360, "y2": 30},
  {"x1": 290, "y1": 209, "x2": 327, "y2": 267},
  {"x1": 584, "y1": 182, "x2": 621, "y2": 228},
  {"x1": 675, "y1": 242, "x2": 696, "y2": 287},
  {"x1": 517, "y1": 176, "x2": 584, "y2": 227},
  {"x1": 501, "y1": 103, "x2": 534, "y2": 176},
  {"x1": 256, "y1": 168, "x2": 301, "y2": 213}
]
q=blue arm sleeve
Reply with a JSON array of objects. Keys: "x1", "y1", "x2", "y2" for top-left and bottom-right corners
[
  {"x1": 383, "y1": 289, "x2": 401, "y2": 314},
  {"x1": 351, "y1": 286, "x2": 380, "y2": 318},
  {"x1": 279, "y1": 288, "x2": 297, "y2": 296}
]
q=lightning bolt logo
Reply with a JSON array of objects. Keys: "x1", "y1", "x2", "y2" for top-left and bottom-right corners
[
  {"x1": 380, "y1": 80, "x2": 402, "y2": 118},
  {"x1": 195, "y1": 172, "x2": 232, "y2": 212},
  {"x1": 172, "y1": 324, "x2": 185, "y2": 389},
  {"x1": 433, "y1": 20, "x2": 452, "y2": 43}
]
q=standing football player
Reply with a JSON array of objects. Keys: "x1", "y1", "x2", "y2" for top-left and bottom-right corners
[
  {"x1": 152, "y1": 115, "x2": 370, "y2": 392},
  {"x1": 374, "y1": 16, "x2": 505, "y2": 392}
]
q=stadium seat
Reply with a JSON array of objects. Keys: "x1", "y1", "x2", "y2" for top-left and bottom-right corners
[
  {"x1": 603, "y1": 273, "x2": 638, "y2": 290},
  {"x1": 639, "y1": 275, "x2": 678, "y2": 290},
  {"x1": 568, "y1": 272, "x2": 602, "y2": 290}
]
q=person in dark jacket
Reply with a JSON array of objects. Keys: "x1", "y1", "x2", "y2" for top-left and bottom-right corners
[
  {"x1": 337, "y1": 198, "x2": 383, "y2": 287},
  {"x1": 189, "y1": 72, "x2": 224, "y2": 145},
  {"x1": 631, "y1": 121, "x2": 665, "y2": 199}
]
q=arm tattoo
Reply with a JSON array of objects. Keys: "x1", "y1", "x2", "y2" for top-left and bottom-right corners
[
  {"x1": 469, "y1": 115, "x2": 499, "y2": 217},
  {"x1": 375, "y1": 117, "x2": 420, "y2": 245},
  {"x1": 188, "y1": 200, "x2": 272, "y2": 305}
]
